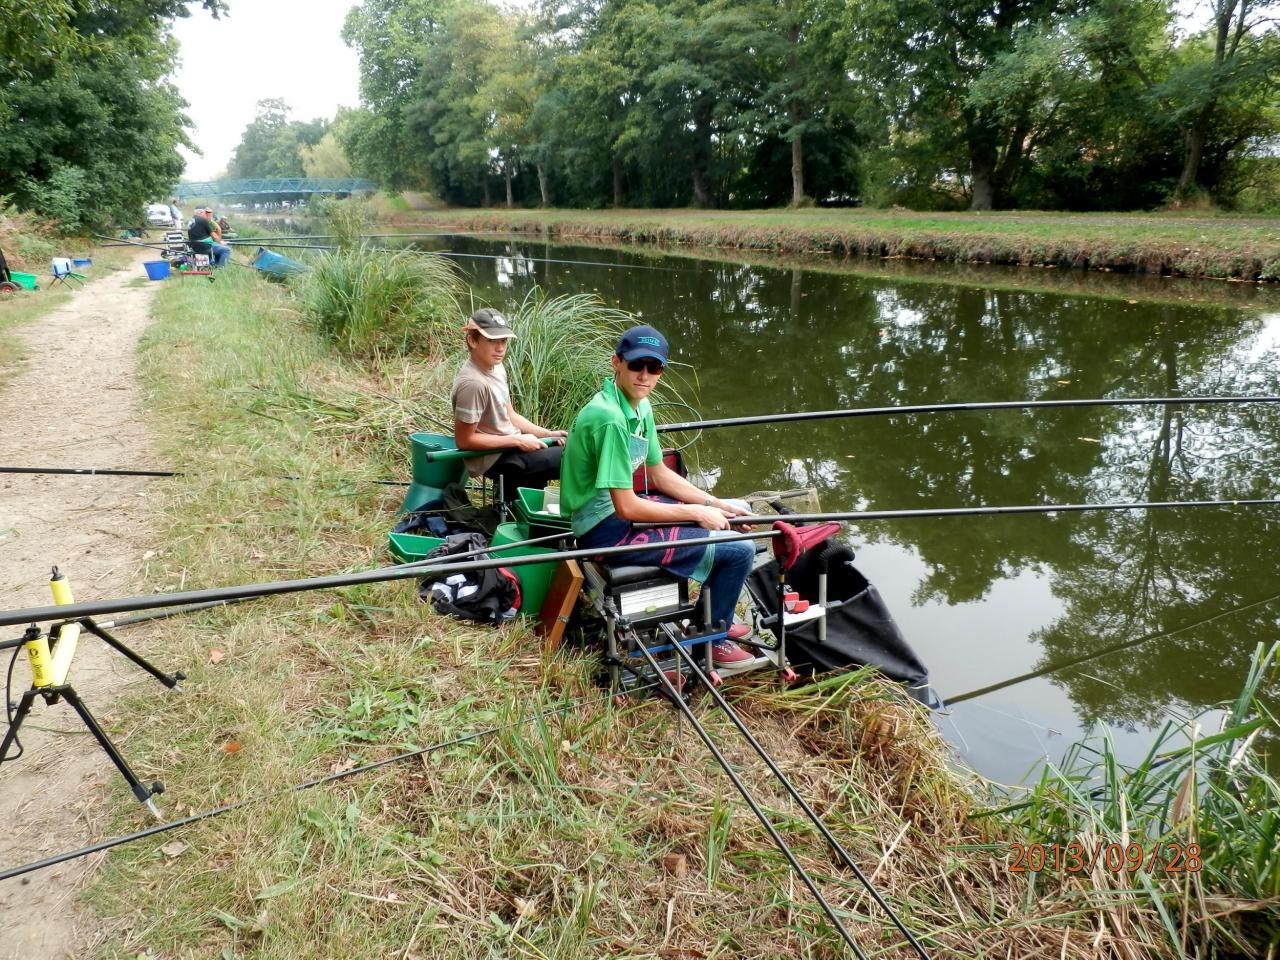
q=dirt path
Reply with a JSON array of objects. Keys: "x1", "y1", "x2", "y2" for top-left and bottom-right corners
[{"x1": 0, "y1": 252, "x2": 164, "y2": 959}]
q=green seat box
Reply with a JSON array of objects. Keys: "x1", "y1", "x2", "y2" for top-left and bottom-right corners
[
  {"x1": 492, "y1": 521, "x2": 558, "y2": 618},
  {"x1": 400, "y1": 432, "x2": 467, "y2": 514}
]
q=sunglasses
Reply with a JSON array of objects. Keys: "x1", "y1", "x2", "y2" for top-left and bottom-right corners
[{"x1": 624, "y1": 358, "x2": 665, "y2": 375}]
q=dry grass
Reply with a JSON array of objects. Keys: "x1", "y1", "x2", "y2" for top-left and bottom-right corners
[{"x1": 74, "y1": 263, "x2": 1196, "y2": 959}]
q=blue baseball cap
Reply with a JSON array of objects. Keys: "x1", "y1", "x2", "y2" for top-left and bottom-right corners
[{"x1": 616, "y1": 325, "x2": 669, "y2": 363}]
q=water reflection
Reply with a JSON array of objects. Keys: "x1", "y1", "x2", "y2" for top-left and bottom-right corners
[{"x1": 426, "y1": 234, "x2": 1280, "y2": 781}]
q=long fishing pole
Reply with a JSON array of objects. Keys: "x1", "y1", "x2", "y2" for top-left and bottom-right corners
[
  {"x1": 0, "y1": 682, "x2": 652, "y2": 884},
  {"x1": 0, "y1": 464, "x2": 409, "y2": 486},
  {"x1": 633, "y1": 641, "x2": 871, "y2": 958},
  {"x1": 10, "y1": 495, "x2": 1280, "y2": 628},
  {"x1": 637, "y1": 497, "x2": 1280, "y2": 529},
  {"x1": 224, "y1": 232, "x2": 491, "y2": 242},
  {"x1": 655, "y1": 395, "x2": 1280, "y2": 433},
  {"x1": 664, "y1": 639, "x2": 931, "y2": 958},
  {"x1": 942, "y1": 590, "x2": 1280, "y2": 706},
  {"x1": 221, "y1": 239, "x2": 686, "y2": 273},
  {"x1": 0, "y1": 527, "x2": 572, "y2": 648},
  {"x1": 0, "y1": 531, "x2": 777, "y2": 629}
]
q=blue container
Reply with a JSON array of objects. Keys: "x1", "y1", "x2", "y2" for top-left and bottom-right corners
[
  {"x1": 72, "y1": 258, "x2": 92, "y2": 269},
  {"x1": 143, "y1": 260, "x2": 170, "y2": 281}
]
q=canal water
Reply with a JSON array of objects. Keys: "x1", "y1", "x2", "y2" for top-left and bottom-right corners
[{"x1": 414, "y1": 233, "x2": 1280, "y2": 784}]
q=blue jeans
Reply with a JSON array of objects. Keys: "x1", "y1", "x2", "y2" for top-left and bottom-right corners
[
  {"x1": 210, "y1": 242, "x2": 231, "y2": 267},
  {"x1": 702, "y1": 536, "x2": 754, "y2": 632}
]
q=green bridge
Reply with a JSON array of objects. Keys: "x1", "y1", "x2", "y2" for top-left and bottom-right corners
[{"x1": 173, "y1": 178, "x2": 377, "y2": 200}]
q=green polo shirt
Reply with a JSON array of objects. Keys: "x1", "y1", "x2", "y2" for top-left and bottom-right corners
[{"x1": 561, "y1": 378, "x2": 662, "y2": 536}]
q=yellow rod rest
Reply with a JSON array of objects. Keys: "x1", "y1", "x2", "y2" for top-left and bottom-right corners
[{"x1": 48, "y1": 568, "x2": 80, "y2": 687}]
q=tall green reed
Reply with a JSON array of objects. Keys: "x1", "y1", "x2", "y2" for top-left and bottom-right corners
[
  {"x1": 986, "y1": 642, "x2": 1279, "y2": 956},
  {"x1": 496, "y1": 288, "x2": 692, "y2": 430},
  {"x1": 292, "y1": 247, "x2": 463, "y2": 360}
]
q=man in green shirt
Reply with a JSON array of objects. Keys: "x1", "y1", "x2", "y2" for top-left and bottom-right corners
[{"x1": 561, "y1": 325, "x2": 767, "y2": 674}]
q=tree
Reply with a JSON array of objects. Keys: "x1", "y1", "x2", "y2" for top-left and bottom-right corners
[
  {"x1": 846, "y1": 0, "x2": 1090, "y2": 210},
  {"x1": 226, "y1": 99, "x2": 328, "y2": 179},
  {"x1": 1161, "y1": 0, "x2": 1280, "y2": 201},
  {"x1": 0, "y1": 0, "x2": 219, "y2": 228}
]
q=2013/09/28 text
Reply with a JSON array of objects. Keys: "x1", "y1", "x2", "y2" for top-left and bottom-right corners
[{"x1": 1007, "y1": 842, "x2": 1201, "y2": 874}]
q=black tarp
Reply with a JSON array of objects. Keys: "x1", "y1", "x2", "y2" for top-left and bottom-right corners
[{"x1": 747, "y1": 540, "x2": 936, "y2": 705}]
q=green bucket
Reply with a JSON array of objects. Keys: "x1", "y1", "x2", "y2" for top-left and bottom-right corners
[
  {"x1": 400, "y1": 432, "x2": 468, "y2": 514},
  {"x1": 492, "y1": 521, "x2": 558, "y2": 618},
  {"x1": 388, "y1": 532, "x2": 446, "y2": 564}
]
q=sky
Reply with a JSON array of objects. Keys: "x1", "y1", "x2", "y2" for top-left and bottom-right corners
[{"x1": 171, "y1": 0, "x2": 363, "y2": 180}]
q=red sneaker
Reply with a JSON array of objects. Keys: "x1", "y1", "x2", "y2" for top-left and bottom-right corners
[
  {"x1": 727, "y1": 622, "x2": 753, "y2": 642},
  {"x1": 711, "y1": 639, "x2": 770, "y2": 676}
]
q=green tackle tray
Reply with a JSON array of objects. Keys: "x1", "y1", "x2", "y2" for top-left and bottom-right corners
[
  {"x1": 512, "y1": 487, "x2": 573, "y2": 537},
  {"x1": 388, "y1": 532, "x2": 446, "y2": 564}
]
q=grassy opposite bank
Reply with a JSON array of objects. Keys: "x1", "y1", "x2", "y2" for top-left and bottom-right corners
[
  {"x1": 77, "y1": 261, "x2": 1276, "y2": 957},
  {"x1": 396, "y1": 207, "x2": 1280, "y2": 282}
]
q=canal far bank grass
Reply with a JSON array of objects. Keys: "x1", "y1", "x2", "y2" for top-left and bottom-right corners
[
  {"x1": 394, "y1": 207, "x2": 1280, "y2": 283},
  {"x1": 76, "y1": 261, "x2": 1271, "y2": 958}
]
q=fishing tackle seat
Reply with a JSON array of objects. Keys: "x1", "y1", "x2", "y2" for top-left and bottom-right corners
[
  {"x1": 581, "y1": 556, "x2": 720, "y2": 698},
  {"x1": 161, "y1": 231, "x2": 187, "y2": 259}
]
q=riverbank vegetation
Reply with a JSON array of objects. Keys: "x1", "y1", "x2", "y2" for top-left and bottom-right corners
[
  {"x1": 396, "y1": 206, "x2": 1280, "y2": 281},
  {"x1": 337, "y1": 0, "x2": 1280, "y2": 212},
  {"x1": 64, "y1": 254, "x2": 1277, "y2": 956}
]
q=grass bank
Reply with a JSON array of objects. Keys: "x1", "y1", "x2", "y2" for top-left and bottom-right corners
[
  {"x1": 75, "y1": 263, "x2": 1276, "y2": 957},
  {"x1": 394, "y1": 207, "x2": 1280, "y2": 282}
]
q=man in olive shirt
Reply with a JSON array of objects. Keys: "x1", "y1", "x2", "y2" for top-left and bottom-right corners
[
  {"x1": 560, "y1": 325, "x2": 766, "y2": 674},
  {"x1": 451, "y1": 308, "x2": 566, "y2": 502}
]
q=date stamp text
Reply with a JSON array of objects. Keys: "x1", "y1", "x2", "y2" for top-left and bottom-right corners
[{"x1": 1007, "y1": 842, "x2": 1201, "y2": 874}]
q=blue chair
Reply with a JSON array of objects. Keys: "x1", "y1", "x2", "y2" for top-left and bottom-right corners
[{"x1": 50, "y1": 257, "x2": 85, "y2": 288}]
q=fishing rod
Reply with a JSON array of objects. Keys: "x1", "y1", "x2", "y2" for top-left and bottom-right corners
[
  {"x1": 633, "y1": 641, "x2": 872, "y2": 958},
  {"x1": 0, "y1": 531, "x2": 777, "y2": 629},
  {"x1": 0, "y1": 464, "x2": 409, "y2": 486},
  {"x1": 942, "y1": 590, "x2": 1280, "y2": 706},
  {"x1": 10, "y1": 495, "x2": 1280, "y2": 628},
  {"x1": 91, "y1": 234, "x2": 256, "y2": 272},
  {"x1": 408, "y1": 393, "x2": 1280, "y2": 464},
  {"x1": 224, "y1": 232, "x2": 491, "y2": 243},
  {"x1": 636, "y1": 497, "x2": 1280, "y2": 529},
  {"x1": 663, "y1": 638, "x2": 932, "y2": 958},
  {"x1": 0, "y1": 527, "x2": 572, "y2": 649},
  {"x1": 0, "y1": 682, "x2": 652, "y2": 883},
  {"x1": 222, "y1": 238, "x2": 686, "y2": 273},
  {"x1": 655, "y1": 395, "x2": 1280, "y2": 434}
]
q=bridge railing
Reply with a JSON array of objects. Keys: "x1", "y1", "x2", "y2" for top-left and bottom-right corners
[{"x1": 173, "y1": 178, "x2": 377, "y2": 199}]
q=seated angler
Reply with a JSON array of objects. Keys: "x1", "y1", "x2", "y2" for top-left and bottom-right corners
[
  {"x1": 187, "y1": 207, "x2": 231, "y2": 268},
  {"x1": 560, "y1": 325, "x2": 768, "y2": 675},
  {"x1": 451, "y1": 308, "x2": 567, "y2": 502}
]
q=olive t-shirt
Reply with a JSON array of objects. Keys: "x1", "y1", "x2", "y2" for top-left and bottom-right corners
[{"x1": 450, "y1": 357, "x2": 518, "y2": 477}]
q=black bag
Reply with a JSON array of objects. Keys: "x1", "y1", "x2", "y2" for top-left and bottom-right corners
[
  {"x1": 392, "y1": 498, "x2": 451, "y2": 538},
  {"x1": 416, "y1": 533, "x2": 520, "y2": 624},
  {"x1": 441, "y1": 482, "x2": 502, "y2": 537},
  {"x1": 747, "y1": 539, "x2": 933, "y2": 700}
]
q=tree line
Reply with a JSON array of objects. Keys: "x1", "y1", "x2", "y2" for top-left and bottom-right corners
[
  {"x1": 333, "y1": 0, "x2": 1279, "y2": 211},
  {"x1": 0, "y1": 0, "x2": 224, "y2": 230}
]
